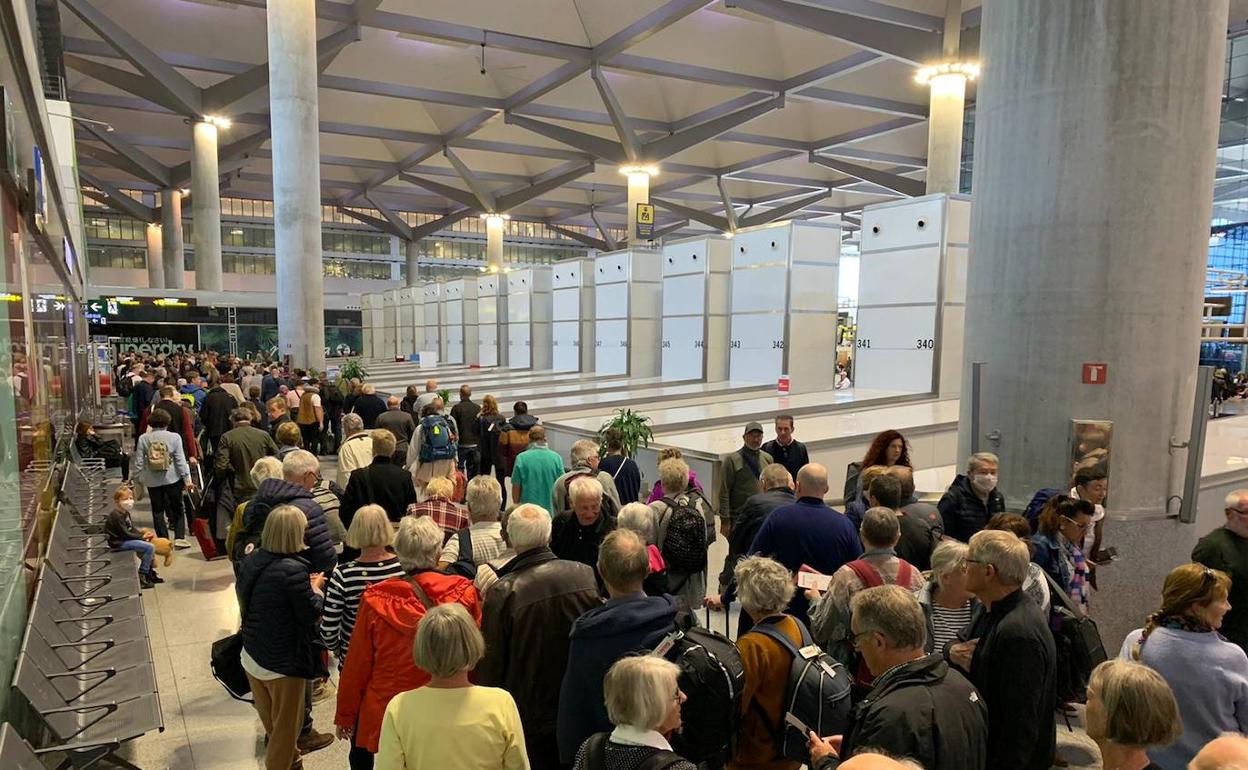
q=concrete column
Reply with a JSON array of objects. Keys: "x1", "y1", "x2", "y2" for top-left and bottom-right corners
[
  {"x1": 405, "y1": 239, "x2": 420, "y2": 286},
  {"x1": 191, "y1": 121, "x2": 223, "y2": 291},
  {"x1": 959, "y1": 0, "x2": 1227, "y2": 516},
  {"x1": 625, "y1": 170, "x2": 651, "y2": 245},
  {"x1": 160, "y1": 188, "x2": 185, "y2": 290},
  {"x1": 924, "y1": 0, "x2": 967, "y2": 195},
  {"x1": 485, "y1": 214, "x2": 505, "y2": 272},
  {"x1": 144, "y1": 223, "x2": 164, "y2": 289},
  {"x1": 268, "y1": 0, "x2": 325, "y2": 370}
]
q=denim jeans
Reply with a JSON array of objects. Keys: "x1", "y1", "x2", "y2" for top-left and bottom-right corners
[{"x1": 116, "y1": 539, "x2": 154, "y2": 573}]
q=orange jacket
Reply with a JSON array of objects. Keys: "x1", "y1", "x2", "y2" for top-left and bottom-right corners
[{"x1": 334, "y1": 572, "x2": 482, "y2": 752}]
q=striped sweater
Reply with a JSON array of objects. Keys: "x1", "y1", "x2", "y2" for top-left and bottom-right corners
[{"x1": 320, "y1": 556, "x2": 404, "y2": 661}]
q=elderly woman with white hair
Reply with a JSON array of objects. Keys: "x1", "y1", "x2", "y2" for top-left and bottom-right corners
[
  {"x1": 732, "y1": 555, "x2": 804, "y2": 770},
  {"x1": 337, "y1": 412, "x2": 374, "y2": 489},
  {"x1": 336, "y1": 516, "x2": 482, "y2": 770},
  {"x1": 552, "y1": 475, "x2": 618, "y2": 571},
  {"x1": 648, "y1": 457, "x2": 715, "y2": 614},
  {"x1": 320, "y1": 505, "x2": 403, "y2": 666},
  {"x1": 618, "y1": 502, "x2": 668, "y2": 596},
  {"x1": 571, "y1": 656, "x2": 696, "y2": 770},
  {"x1": 438, "y1": 475, "x2": 509, "y2": 575},
  {"x1": 917, "y1": 539, "x2": 980, "y2": 655},
  {"x1": 376, "y1": 603, "x2": 528, "y2": 770}
]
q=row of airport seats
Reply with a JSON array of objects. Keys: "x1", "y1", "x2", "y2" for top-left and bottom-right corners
[{"x1": 2, "y1": 457, "x2": 162, "y2": 769}]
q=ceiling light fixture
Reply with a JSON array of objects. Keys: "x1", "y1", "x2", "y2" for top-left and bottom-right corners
[
  {"x1": 914, "y1": 61, "x2": 980, "y2": 86},
  {"x1": 480, "y1": 213, "x2": 511, "y2": 222},
  {"x1": 203, "y1": 114, "x2": 232, "y2": 130},
  {"x1": 619, "y1": 164, "x2": 659, "y2": 177}
]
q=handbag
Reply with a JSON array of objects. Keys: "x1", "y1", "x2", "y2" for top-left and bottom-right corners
[
  {"x1": 1041, "y1": 569, "x2": 1108, "y2": 702},
  {"x1": 211, "y1": 561, "x2": 273, "y2": 702}
]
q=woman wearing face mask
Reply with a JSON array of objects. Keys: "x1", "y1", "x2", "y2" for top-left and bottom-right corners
[
  {"x1": 937, "y1": 452, "x2": 1005, "y2": 543},
  {"x1": 1070, "y1": 467, "x2": 1109, "y2": 561},
  {"x1": 1121, "y1": 564, "x2": 1248, "y2": 769},
  {"x1": 104, "y1": 486, "x2": 163, "y2": 589}
]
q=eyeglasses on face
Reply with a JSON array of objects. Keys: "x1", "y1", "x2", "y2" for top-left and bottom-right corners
[
  {"x1": 850, "y1": 629, "x2": 874, "y2": 649},
  {"x1": 1060, "y1": 515, "x2": 1089, "y2": 532}
]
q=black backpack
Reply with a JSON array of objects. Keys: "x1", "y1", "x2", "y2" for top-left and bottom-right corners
[
  {"x1": 747, "y1": 618, "x2": 853, "y2": 764},
  {"x1": 581, "y1": 732, "x2": 685, "y2": 770},
  {"x1": 232, "y1": 500, "x2": 273, "y2": 563},
  {"x1": 1042, "y1": 570, "x2": 1107, "y2": 703},
  {"x1": 659, "y1": 493, "x2": 709, "y2": 574},
  {"x1": 652, "y1": 615, "x2": 746, "y2": 766},
  {"x1": 445, "y1": 526, "x2": 477, "y2": 580}
]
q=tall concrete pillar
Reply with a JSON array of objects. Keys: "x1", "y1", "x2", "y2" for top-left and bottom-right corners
[
  {"x1": 268, "y1": 0, "x2": 325, "y2": 370},
  {"x1": 160, "y1": 188, "x2": 185, "y2": 290},
  {"x1": 191, "y1": 120, "x2": 223, "y2": 291},
  {"x1": 405, "y1": 239, "x2": 420, "y2": 286},
  {"x1": 959, "y1": 0, "x2": 1227, "y2": 517},
  {"x1": 485, "y1": 214, "x2": 505, "y2": 271},
  {"x1": 923, "y1": 0, "x2": 968, "y2": 195},
  {"x1": 144, "y1": 223, "x2": 164, "y2": 289},
  {"x1": 624, "y1": 169, "x2": 652, "y2": 245}
]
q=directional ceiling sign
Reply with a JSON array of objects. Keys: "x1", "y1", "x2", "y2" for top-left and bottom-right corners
[{"x1": 87, "y1": 300, "x2": 103, "y2": 314}]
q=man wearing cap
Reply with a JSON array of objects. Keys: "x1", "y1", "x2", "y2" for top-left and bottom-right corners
[{"x1": 716, "y1": 421, "x2": 773, "y2": 589}]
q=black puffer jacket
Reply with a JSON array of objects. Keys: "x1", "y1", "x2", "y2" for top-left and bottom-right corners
[
  {"x1": 816, "y1": 654, "x2": 988, "y2": 770},
  {"x1": 200, "y1": 386, "x2": 237, "y2": 439},
  {"x1": 937, "y1": 474, "x2": 1006, "y2": 543},
  {"x1": 236, "y1": 549, "x2": 324, "y2": 679},
  {"x1": 244, "y1": 478, "x2": 337, "y2": 575}
]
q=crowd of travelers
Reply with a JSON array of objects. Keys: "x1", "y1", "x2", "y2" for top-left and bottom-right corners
[{"x1": 99, "y1": 349, "x2": 1248, "y2": 770}]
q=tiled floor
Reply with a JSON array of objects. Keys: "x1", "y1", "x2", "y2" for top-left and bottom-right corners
[{"x1": 111, "y1": 463, "x2": 1101, "y2": 770}]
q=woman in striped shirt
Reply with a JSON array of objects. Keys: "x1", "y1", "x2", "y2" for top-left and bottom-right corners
[
  {"x1": 321, "y1": 505, "x2": 404, "y2": 666},
  {"x1": 919, "y1": 540, "x2": 980, "y2": 655}
]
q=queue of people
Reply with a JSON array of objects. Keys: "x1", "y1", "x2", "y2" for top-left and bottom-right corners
[{"x1": 105, "y1": 352, "x2": 1248, "y2": 770}]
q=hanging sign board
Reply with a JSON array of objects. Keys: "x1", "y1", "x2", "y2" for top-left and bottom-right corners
[{"x1": 635, "y1": 203, "x2": 655, "y2": 240}]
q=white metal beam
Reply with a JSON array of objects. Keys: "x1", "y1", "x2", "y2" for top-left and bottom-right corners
[
  {"x1": 808, "y1": 153, "x2": 925, "y2": 197},
  {"x1": 443, "y1": 149, "x2": 498, "y2": 212},
  {"x1": 723, "y1": 0, "x2": 941, "y2": 65}
]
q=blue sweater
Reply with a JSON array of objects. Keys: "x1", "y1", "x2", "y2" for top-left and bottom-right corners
[
  {"x1": 748, "y1": 497, "x2": 862, "y2": 625},
  {"x1": 1120, "y1": 627, "x2": 1248, "y2": 769}
]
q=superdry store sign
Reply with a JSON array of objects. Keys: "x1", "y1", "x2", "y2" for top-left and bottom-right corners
[{"x1": 114, "y1": 329, "x2": 201, "y2": 356}]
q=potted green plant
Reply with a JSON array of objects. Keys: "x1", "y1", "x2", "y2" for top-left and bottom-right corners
[
  {"x1": 337, "y1": 358, "x2": 369, "y2": 395},
  {"x1": 437, "y1": 388, "x2": 451, "y2": 405},
  {"x1": 597, "y1": 408, "x2": 654, "y2": 458}
]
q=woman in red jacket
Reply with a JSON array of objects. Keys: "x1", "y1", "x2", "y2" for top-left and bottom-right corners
[{"x1": 335, "y1": 515, "x2": 482, "y2": 770}]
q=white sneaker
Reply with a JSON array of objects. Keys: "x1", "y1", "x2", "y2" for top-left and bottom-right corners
[{"x1": 174, "y1": 539, "x2": 191, "y2": 549}]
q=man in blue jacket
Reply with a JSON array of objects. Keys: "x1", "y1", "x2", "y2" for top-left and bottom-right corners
[
  {"x1": 556, "y1": 529, "x2": 678, "y2": 763},
  {"x1": 747, "y1": 463, "x2": 862, "y2": 627},
  {"x1": 241, "y1": 449, "x2": 336, "y2": 575}
]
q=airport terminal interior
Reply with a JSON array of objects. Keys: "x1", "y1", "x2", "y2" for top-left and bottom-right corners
[{"x1": 6, "y1": 1, "x2": 1248, "y2": 769}]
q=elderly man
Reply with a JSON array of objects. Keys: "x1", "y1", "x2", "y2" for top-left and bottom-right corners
[
  {"x1": 808, "y1": 507, "x2": 927, "y2": 657},
  {"x1": 809, "y1": 585, "x2": 987, "y2": 770},
  {"x1": 725, "y1": 463, "x2": 794, "y2": 574},
  {"x1": 341, "y1": 429, "x2": 418, "y2": 527},
  {"x1": 557, "y1": 529, "x2": 679, "y2": 764},
  {"x1": 476, "y1": 503, "x2": 602, "y2": 770},
  {"x1": 938, "y1": 452, "x2": 1005, "y2": 542},
  {"x1": 1193, "y1": 489, "x2": 1248, "y2": 654},
  {"x1": 743, "y1": 463, "x2": 861, "y2": 626},
  {"x1": 437, "y1": 475, "x2": 508, "y2": 571},
  {"x1": 414, "y1": 378, "x2": 439, "y2": 413},
  {"x1": 552, "y1": 438, "x2": 622, "y2": 513},
  {"x1": 952, "y1": 530, "x2": 1056, "y2": 770},
  {"x1": 213, "y1": 406, "x2": 278, "y2": 507},
  {"x1": 551, "y1": 475, "x2": 618, "y2": 571},
  {"x1": 376, "y1": 395, "x2": 416, "y2": 460},
  {"x1": 336, "y1": 412, "x2": 373, "y2": 489},
  {"x1": 509, "y1": 424, "x2": 565, "y2": 514},
  {"x1": 349, "y1": 383, "x2": 388, "y2": 429}
]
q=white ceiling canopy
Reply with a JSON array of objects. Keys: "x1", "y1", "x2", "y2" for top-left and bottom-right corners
[{"x1": 58, "y1": 0, "x2": 986, "y2": 239}]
